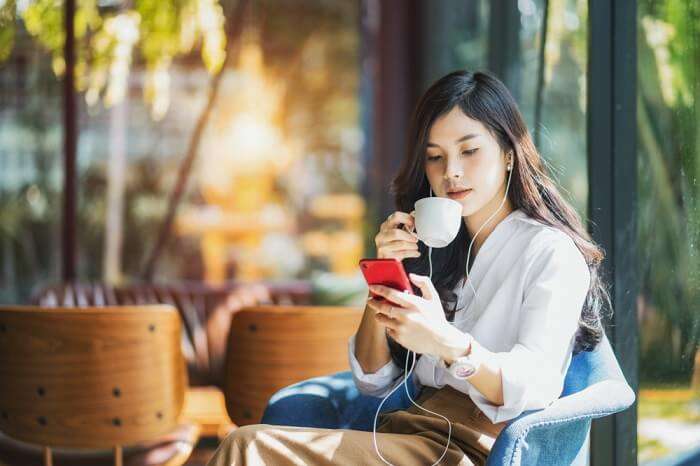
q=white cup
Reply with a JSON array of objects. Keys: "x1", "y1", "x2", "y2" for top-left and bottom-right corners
[{"x1": 413, "y1": 197, "x2": 463, "y2": 248}]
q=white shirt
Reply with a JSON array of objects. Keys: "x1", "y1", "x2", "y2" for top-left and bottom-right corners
[{"x1": 348, "y1": 208, "x2": 591, "y2": 424}]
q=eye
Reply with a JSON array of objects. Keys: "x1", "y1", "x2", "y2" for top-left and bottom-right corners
[
  {"x1": 426, "y1": 154, "x2": 442, "y2": 162},
  {"x1": 461, "y1": 148, "x2": 479, "y2": 156}
]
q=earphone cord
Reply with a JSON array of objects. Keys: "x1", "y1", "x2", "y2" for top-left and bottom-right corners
[
  {"x1": 371, "y1": 163, "x2": 514, "y2": 465},
  {"x1": 452, "y1": 162, "x2": 514, "y2": 325}
]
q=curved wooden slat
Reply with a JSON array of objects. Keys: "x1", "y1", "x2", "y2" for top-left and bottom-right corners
[
  {"x1": 0, "y1": 305, "x2": 187, "y2": 450},
  {"x1": 223, "y1": 305, "x2": 363, "y2": 426}
]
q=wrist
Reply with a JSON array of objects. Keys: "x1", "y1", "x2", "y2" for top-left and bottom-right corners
[{"x1": 437, "y1": 324, "x2": 472, "y2": 365}]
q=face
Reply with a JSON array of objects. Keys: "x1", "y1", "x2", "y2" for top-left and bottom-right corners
[{"x1": 423, "y1": 106, "x2": 510, "y2": 217}]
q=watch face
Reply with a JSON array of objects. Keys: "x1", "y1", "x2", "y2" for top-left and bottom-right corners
[{"x1": 454, "y1": 364, "x2": 476, "y2": 378}]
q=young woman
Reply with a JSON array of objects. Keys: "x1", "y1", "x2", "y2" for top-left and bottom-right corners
[{"x1": 207, "y1": 70, "x2": 609, "y2": 466}]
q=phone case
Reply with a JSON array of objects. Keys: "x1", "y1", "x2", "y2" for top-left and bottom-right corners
[{"x1": 359, "y1": 258, "x2": 413, "y2": 298}]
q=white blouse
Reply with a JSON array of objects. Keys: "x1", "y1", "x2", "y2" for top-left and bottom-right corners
[{"x1": 348, "y1": 208, "x2": 591, "y2": 424}]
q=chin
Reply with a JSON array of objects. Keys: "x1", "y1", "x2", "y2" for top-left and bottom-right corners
[
  {"x1": 459, "y1": 200, "x2": 485, "y2": 217},
  {"x1": 457, "y1": 202, "x2": 475, "y2": 216}
]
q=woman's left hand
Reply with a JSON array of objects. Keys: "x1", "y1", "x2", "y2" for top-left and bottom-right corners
[{"x1": 369, "y1": 273, "x2": 451, "y2": 357}]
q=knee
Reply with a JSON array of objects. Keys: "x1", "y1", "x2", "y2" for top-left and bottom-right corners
[
  {"x1": 212, "y1": 424, "x2": 268, "y2": 464},
  {"x1": 262, "y1": 392, "x2": 339, "y2": 427},
  {"x1": 261, "y1": 372, "x2": 356, "y2": 428},
  {"x1": 221, "y1": 424, "x2": 265, "y2": 448}
]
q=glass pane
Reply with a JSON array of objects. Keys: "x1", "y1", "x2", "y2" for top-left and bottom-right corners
[
  {"x1": 418, "y1": 0, "x2": 489, "y2": 86},
  {"x1": 420, "y1": 0, "x2": 589, "y2": 218},
  {"x1": 637, "y1": 1, "x2": 700, "y2": 463},
  {"x1": 522, "y1": 0, "x2": 588, "y2": 218},
  {"x1": 0, "y1": 1, "x2": 63, "y2": 303},
  {"x1": 73, "y1": 1, "x2": 364, "y2": 300}
]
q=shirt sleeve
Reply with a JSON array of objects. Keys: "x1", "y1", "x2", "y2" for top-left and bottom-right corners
[
  {"x1": 469, "y1": 232, "x2": 591, "y2": 423},
  {"x1": 347, "y1": 333, "x2": 404, "y2": 397}
]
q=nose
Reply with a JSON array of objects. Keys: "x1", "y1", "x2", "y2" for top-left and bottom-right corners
[{"x1": 444, "y1": 157, "x2": 463, "y2": 180}]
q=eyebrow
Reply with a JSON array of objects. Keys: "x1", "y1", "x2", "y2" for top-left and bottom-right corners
[{"x1": 426, "y1": 133, "x2": 479, "y2": 149}]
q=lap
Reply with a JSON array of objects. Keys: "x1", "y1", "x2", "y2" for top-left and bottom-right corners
[
  {"x1": 210, "y1": 423, "x2": 476, "y2": 466},
  {"x1": 210, "y1": 385, "x2": 502, "y2": 466}
]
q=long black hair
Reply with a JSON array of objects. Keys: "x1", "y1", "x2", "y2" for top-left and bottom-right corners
[{"x1": 387, "y1": 70, "x2": 610, "y2": 368}]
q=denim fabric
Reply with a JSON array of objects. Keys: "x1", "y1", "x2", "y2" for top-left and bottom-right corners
[
  {"x1": 261, "y1": 371, "x2": 422, "y2": 431},
  {"x1": 261, "y1": 335, "x2": 635, "y2": 466}
]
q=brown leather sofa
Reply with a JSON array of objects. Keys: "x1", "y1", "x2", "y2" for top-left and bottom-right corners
[{"x1": 31, "y1": 280, "x2": 313, "y2": 387}]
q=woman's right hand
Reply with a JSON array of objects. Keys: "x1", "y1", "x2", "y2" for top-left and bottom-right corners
[{"x1": 374, "y1": 211, "x2": 420, "y2": 261}]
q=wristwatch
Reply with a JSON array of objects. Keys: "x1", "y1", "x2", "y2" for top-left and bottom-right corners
[{"x1": 439, "y1": 334, "x2": 480, "y2": 380}]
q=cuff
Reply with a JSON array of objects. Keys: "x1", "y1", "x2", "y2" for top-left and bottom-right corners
[
  {"x1": 347, "y1": 333, "x2": 403, "y2": 397},
  {"x1": 468, "y1": 362, "x2": 529, "y2": 424}
]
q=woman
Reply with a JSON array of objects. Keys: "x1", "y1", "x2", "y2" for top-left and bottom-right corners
[{"x1": 207, "y1": 70, "x2": 609, "y2": 466}]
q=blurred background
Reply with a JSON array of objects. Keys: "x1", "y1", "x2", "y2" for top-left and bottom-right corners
[{"x1": 0, "y1": 0, "x2": 697, "y2": 464}]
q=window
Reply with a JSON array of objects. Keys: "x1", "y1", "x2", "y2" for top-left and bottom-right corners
[
  {"x1": 637, "y1": 1, "x2": 700, "y2": 463},
  {"x1": 0, "y1": 1, "x2": 365, "y2": 300},
  {"x1": 0, "y1": 1, "x2": 63, "y2": 303}
]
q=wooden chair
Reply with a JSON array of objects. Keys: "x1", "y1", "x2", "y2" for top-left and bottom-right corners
[
  {"x1": 32, "y1": 280, "x2": 313, "y2": 387},
  {"x1": 223, "y1": 305, "x2": 363, "y2": 427},
  {"x1": 0, "y1": 305, "x2": 200, "y2": 466}
]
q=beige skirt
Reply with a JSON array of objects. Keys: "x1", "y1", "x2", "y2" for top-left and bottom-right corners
[{"x1": 207, "y1": 385, "x2": 506, "y2": 466}]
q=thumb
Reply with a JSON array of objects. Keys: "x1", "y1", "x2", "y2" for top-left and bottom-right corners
[
  {"x1": 408, "y1": 211, "x2": 416, "y2": 233},
  {"x1": 409, "y1": 273, "x2": 436, "y2": 301}
]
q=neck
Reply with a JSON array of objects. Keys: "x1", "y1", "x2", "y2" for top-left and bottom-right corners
[{"x1": 463, "y1": 196, "x2": 514, "y2": 256}]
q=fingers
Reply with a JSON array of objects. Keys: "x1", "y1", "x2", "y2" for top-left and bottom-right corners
[
  {"x1": 374, "y1": 311, "x2": 400, "y2": 330},
  {"x1": 375, "y1": 229, "x2": 418, "y2": 254},
  {"x1": 368, "y1": 285, "x2": 415, "y2": 308},
  {"x1": 367, "y1": 297, "x2": 403, "y2": 319},
  {"x1": 408, "y1": 273, "x2": 436, "y2": 301},
  {"x1": 376, "y1": 244, "x2": 420, "y2": 261},
  {"x1": 378, "y1": 240, "x2": 419, "y2": 256},
  {"x1": 380, "y1": 211, "x2": 415, "y2": 232},
  {"x1": 367, "y1": 297, "x2": 403, "y2": 330},
  {"x1": 386, "y1": 327, "x2": 400, "y2": 341},
  {"x1": 375, "y1": 228, "x2": 420, "y2": 261},
  {"x1": 375, "y1": 211, "x2": 420, "y2": 261},
  {"x1": 391, "y1": 250, "x2": 422, "y2": 261},
  {"x1": 379, "y1": 227, "x2": 418, "y2": 244}
]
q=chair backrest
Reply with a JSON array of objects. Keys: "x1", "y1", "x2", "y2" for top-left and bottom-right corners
[
  {"x1": 0, "y1": 305, "x2": 186, "y2": 450},
  {"x1": 562, "y1": 333, "x2": 628, "y2": 397},
  {"x1": 31, "y1": 281, "x2": 313, "y2": 387},
  {"x1": 223, "y1": 305, "x2": 363, "y2": 426}
]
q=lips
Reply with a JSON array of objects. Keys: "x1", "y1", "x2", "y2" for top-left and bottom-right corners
[{"x1": 446, "y1": 188, "x2": 472, "y2": 200}]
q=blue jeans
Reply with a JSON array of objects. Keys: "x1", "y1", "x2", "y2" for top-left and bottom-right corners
[{"x1": 261, "y1": 371, "x2": 422, "y2": 431}]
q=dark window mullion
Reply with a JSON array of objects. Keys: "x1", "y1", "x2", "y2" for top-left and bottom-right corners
[
  {"x1": 588, "y1": 0, "x2": 639, "y2": 465},
  {"x1": 62, "y1": 0, "x2": 78, "y2": 281}
]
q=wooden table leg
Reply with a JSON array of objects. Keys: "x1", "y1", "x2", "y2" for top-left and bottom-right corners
[
  {"x1": 43, "y1": 446, "x2": 52, "y2": 466},
  {"x1": 114, "y1": 445, "x2": 123, "y2": 466}
]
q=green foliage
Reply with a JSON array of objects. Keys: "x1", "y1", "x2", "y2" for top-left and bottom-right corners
[
  {"x1": 0, "y1": 0, "x2": 15, "y2": 62},
  {"x1": 136, "y1": 0, "x2": 185, "y2": 64},
  {"x1": 2, "y1": 0, "x2": 226, "y2": 118},
  {"x1": 638, "y1": 0, "x2": 700, "y2": 381}
]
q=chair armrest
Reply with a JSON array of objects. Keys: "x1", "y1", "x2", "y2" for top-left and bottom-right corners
[
  {"x1": 486, "y1": 380, "x2": 635, "y2": 466},
  {"x1": 489, "y1": 417, "x2": 592, "y2": 466}
]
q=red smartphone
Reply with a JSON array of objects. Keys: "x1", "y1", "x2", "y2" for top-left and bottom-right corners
[{"x1": 359, "y1": 258, "x2": 413, "y2": 301}]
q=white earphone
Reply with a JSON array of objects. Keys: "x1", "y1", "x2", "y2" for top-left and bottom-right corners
[{"x1": 372, "y1": 153, "x2": 515, "y2": 466}]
